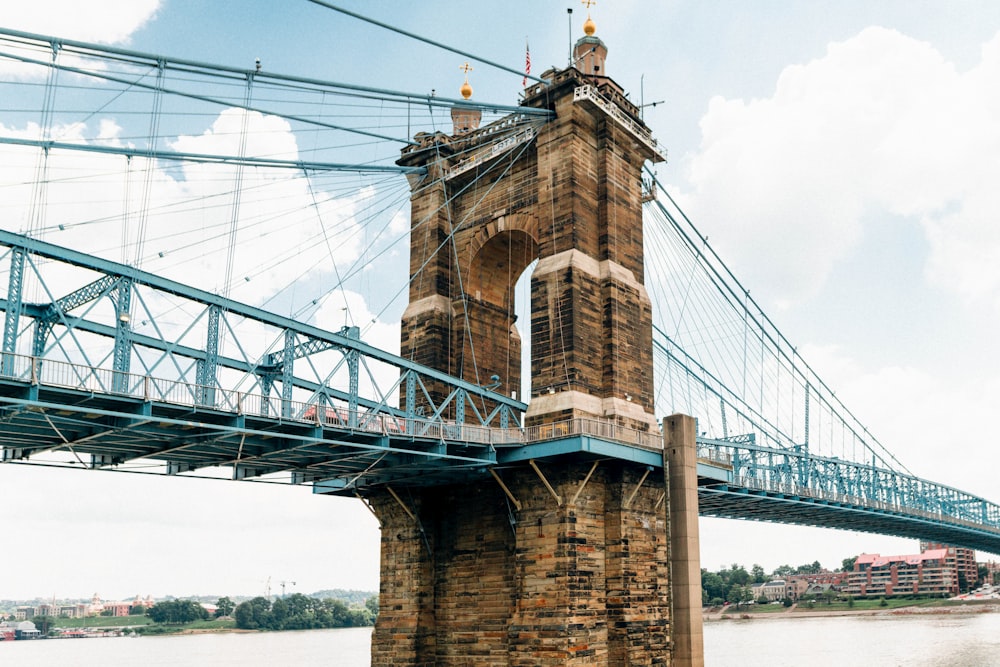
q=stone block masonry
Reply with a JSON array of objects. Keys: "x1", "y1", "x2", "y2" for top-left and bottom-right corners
[{"x1": 368, "y1": 459, "x2": 674, "y2": 666}]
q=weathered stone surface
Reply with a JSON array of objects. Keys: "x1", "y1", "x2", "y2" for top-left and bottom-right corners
[
  {"x1": 382, "y1": 58, "x2": 687, "y2": 666},
  {"x1": 399, "y1": 66, "x2": 657, "y2": 429},
  {"x1": 369, "y1": 462, "x2": 672, "y2": 666}
]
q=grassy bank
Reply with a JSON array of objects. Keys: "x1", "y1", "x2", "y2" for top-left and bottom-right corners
[
  {"x1": 136, "y1": 618, "x2": 236, "y2": 635},
  {"x1": 53, "y1": 615, "x2": 153, "y2": 628},
  {"x1": 48, "y1": 615, "x2": 237, "y2": 634}
]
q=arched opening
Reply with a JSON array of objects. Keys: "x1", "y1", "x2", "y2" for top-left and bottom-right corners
[{"x1": 459, "y1": 228, "x2": 538, "y2": 401}]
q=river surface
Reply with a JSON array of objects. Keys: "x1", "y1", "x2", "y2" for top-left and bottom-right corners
[{"x1": 4, "y1": 613, "x2": 1000, "y2": 666}]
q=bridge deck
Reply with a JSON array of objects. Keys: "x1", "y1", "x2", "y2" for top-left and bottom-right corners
[{"x1": 3, "y1": 367, "x2": 1000, "y2": 555}]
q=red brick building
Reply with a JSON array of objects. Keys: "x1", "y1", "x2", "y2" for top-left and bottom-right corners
[
  {"x1": 920, "y1": 541, "x2": 978, "y2": 589},
  {"x1": 844, "y1": 549, "x2": 957, "y2": 596}
]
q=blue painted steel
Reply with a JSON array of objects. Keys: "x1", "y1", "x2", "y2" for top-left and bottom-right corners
[
  {"x1": 196, "y1": 305, "x2": 220, "y2": 407},
  {"x1": 0, "y1": 137, "x2": 427, "y2": 174},
  {"x1": 111, "y1": 279, "x2": 132, "y2": 393},
  {"x1": 0, "y1": 27, "x2": 551, "y2": 118},
  {"x1": 2, "y1": 247, "x2": 24, "y2": 375},
  {"x1": 280, "y1": 330, "x2": 295, "y2": 419},
  {"x1": 0, "y1": 229, "x2": 526, "y2": 416}
]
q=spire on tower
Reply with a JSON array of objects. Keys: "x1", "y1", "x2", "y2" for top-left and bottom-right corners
[
  {"x1": 582, "y1": 0, "x2": 597, "y2": 36},
  {"x1": 459, "y1": 62, "x2": 473, "y2": 100},
  {"x1": 573, "y1": 0, "x2": 607, "y2": 77},
  {"x1": 452, "y1": 62, "x2": 481, "y2": 134}
]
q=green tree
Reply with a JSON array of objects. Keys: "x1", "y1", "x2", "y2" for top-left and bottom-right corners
[
  {"x1": 821, "y1": 589, "x2": 838, "y2": 605},
  {"x1": 772, "y1": 564, "x2": 795, "y2": 577},
  {"x1": 727, "y1": 584, "x2": 752, "y2": 609},
  {"x1": 215, "y1": 596, "x2": 235, "y2": 618},
  {"x1": 727, "y1": 564, "x2": 750, "y2": 586},
  {"x1": 234, "y1": 597, "x2": 271, "y2": 630},
  {"x1": 750, "y1": 564, "x2": 766, "y2": 584},
  {"x1": 841, "y1": 556, "x2": 858, "y2": 572},
  {"x1": 33, "y1": 615, "x2": 54, "y2": 635},
  {"x1": 701, "y1": 570, "x2": 726, "y2": 604},
  {"x1": 796, "y1": 561, "x2": 822, "y2": 575},
  {"x1": 147, "y1": 599, "x2": 208, "y2": 624},
  {"x1": 365, "y1": 595, "x2": 379, "y2": 618}
]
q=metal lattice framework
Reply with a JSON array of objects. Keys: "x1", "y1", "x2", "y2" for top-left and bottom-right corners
[
  {"x1": 0, "y1": 229, "x2": 524, "y2": 484},
  {"x1": 1, "y1": 25, "x2": 1000, "y2": 554}
]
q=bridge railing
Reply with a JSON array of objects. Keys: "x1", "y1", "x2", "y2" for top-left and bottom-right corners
[
  {"x1": 731, "y1": 470, "x2": 1000, "y2": 536},
  {"x1": 521, "y1": 418, "x2": 663, "y2": 450},
  {"x1": 0, "y1": 352, "x2": 669, "y2": 451}
]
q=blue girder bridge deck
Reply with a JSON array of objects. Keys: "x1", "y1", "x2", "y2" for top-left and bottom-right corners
[
  {"x1": 2, "y1": 365, "x2": 1000, "y2": 555},
  {"x1": 1, "y1": 230, "x2": 1000, "y2": 555}
]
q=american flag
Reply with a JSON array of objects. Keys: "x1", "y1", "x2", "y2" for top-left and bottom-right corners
[{"x1": 523, "y1": 40, "x2": 531, "y2": 87}]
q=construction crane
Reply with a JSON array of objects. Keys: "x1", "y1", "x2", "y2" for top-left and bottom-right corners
[{"x1": 279, "y1": 580, "x2": 296, "y2": 598}]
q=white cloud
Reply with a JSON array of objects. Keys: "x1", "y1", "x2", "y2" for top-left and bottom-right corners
[
  {"x1": 5, "y1": 0, "x2": 161, "y2": 44},
  {"x1": 1, "y1": 110, "x2": 367, "y2": 305},
  {"x1": 677, "y1": 27, "x2": 1000, "y2": 308},
  {"x1": 799, "y1": 341, "x2": 999, "y2": 500}
]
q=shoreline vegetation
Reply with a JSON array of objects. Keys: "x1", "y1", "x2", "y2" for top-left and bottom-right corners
[{"x1": 15, "y1": 592, "x2": 379, "y2": 639}]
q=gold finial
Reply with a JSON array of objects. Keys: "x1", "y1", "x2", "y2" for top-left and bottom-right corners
[
  {"x1": 459, "y1": 62, "x2": 473, "y2": 99},
  {"x1": 582, "y1": 0, "x2": 596, "y2": 36}
]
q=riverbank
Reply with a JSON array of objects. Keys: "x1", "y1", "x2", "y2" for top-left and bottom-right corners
[{"x1": 706, "y1": 599, "x2": 1000, "y2": 621}]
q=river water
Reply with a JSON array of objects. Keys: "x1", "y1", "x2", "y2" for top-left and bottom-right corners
[{"x1": 4, "y1": 613, "x2": 999, "y2": 666}]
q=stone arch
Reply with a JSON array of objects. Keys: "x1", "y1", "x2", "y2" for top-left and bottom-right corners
[
  {"x1": 454, "y1": 213, "x2": 539, "y2": 399},
  {"x1": 463, "y1": 212, "x2": 538, "y2": 306}
]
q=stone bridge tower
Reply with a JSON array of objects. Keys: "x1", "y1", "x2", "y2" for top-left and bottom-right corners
[
  {"x1": 368, "y1": 18, "x2": 703, "y2": 667},
  {"x1": 398, "y1": 21, "x2": 664, "y2": 432}
]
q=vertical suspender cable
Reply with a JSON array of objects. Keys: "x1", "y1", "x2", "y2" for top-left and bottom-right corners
[
  {"x1": 26, "y1": 41, "x2": 61, "y2": 239},
  {"x1": 133, "y1": 59, "x2": 165, "y2": 269}
]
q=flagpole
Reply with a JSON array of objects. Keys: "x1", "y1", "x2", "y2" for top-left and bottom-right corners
[{"x1": 567, "y1": 8, "x2": 574, "y2": 66}]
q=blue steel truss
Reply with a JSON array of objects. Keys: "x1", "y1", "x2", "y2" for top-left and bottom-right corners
[
  {"x1": 2, "y1": 26, "x2": 1000, "y2": 556},
  {"x1": 1, "y1": 224, "x2": 1000, "y2": 553},
  {"x1": 0, "y1": 229, "x2": 524, "y2": 441}
]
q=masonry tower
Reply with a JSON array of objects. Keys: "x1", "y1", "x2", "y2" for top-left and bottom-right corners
[{"x1": 367, "y1": 13, "x2": 702, "y2": 666}]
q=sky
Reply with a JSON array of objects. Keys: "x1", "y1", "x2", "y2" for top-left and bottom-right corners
[{"x1": 3, "y1": 0, "x2": 1000, "y2": 602}]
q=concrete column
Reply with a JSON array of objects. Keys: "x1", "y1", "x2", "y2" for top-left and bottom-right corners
[{"x1": 664, "y1": 414, "x2": 704, "y2": 667}]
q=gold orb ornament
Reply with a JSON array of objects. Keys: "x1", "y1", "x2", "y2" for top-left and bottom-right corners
[
  {"x1": 459, "y1": 62, "x2": 474, "y2": 99},
  {"x1": 582, "y1": 0, "x2": 596, "y2": 35}
]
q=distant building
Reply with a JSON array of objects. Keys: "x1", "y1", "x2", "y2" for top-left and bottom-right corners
[
  {"x1": 783, "y1": 571, "x2": 847, "y2": 601},
  {"x1": 58, "y1": 605, "x2": 79, "y2": 618},
  {"x1": 130, "y1": 594, "x2": 155, "y2": 611},
  {"x1": 13, "y1": 607, "x2": 33, "y2": 621},
  {"x1": 36, "y1": 603, "x2": 58, "y2": 618},
  {"x1": 14, "y1": 621, "x2": 40, "y2": 639},
  {"x1": 752, "y1": 580, "x2": 787, "y2": 602},
  {"x1": 844, "y1": 549, "x2": 957, "y2": 597},
  {"x1": 920, "y1": 541, "x2": 978, "y2": 589},
  {"x1": 87, "y1": 593, "x2": 105, "y2": 616},
  {"x1": 102, "y1": 601, "x2": 132, "y2": 617}
]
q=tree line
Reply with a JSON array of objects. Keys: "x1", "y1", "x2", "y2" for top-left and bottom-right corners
[
  {"x1": 701, "y1": 560, "x2": 852, "y2": 606},
  {"x1": 142, "y1": 592, "x2": 378, "y2": 631},
  {"x1": 233, "y1": 593, "x2": 377, "y2": 631}
]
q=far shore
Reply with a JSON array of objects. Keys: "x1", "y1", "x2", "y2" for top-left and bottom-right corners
[{"x1": 705, "y1": 600, "x2": 1000, "y2": 621}]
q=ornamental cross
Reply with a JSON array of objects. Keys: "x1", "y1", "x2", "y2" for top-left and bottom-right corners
[
  {"x1": 581, "y1": 0, "x2": 596, "y2": 9},
  {"x1": 460, "y1": 62, "x2": 474, "y2": 76}
]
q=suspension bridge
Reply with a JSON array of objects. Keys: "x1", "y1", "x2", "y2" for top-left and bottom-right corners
[{"x1": 1, "y1": 7, "x2": 998, "y2": 665}]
